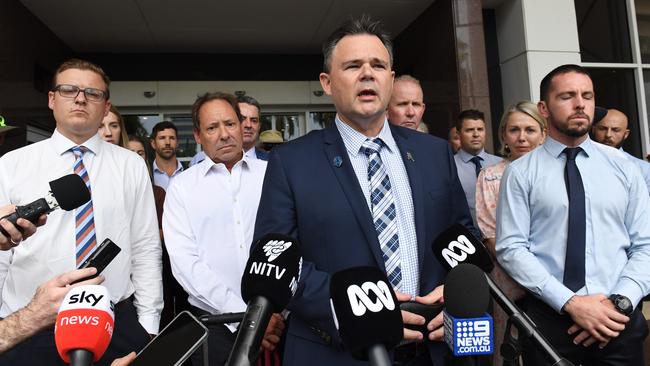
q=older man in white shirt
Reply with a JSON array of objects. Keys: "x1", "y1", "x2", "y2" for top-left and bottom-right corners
[{"x1": 163, "y1": 92, "x2": 283, "y2": 366}]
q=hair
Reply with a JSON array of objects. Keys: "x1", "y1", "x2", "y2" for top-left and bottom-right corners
[
  {"x1": 498, "y1": 101, "x2": 548, "y2": 157},
  {"x1": 191, "y1": 92, "x2": 242, "y2": 130},
  {"x1": 455, "y1": 109, "x2": 485, "y2": 131},
  {"x1": 237, "y1": 95, "x2": 261, "y2": 113},
  {"x1": 322, "y1": 14, "x2": 393, "y2": 73},
  {"x1": 394, "y1": 74, "x2": 421, "y2": 87},
  {"x1": 52, "y1": 59, "x2": 111, "y2": 98},
  {"x1": 539, "y1": 64, "x2": 591, "y2": 103},
  {"x1": 128, "y1": 134, "x2": 153, "y2": 179},
  {"x1": 107, "y1": 105, "x2": 129, "y2": 147},
  {"x1": 151, "y1": 121, "x2": 178, "y2": 140}
]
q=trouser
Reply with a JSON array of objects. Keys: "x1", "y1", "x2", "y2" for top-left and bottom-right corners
[
  {"x1": 520, "y1": 296, "x2": 648, "y2": 366},
  {"x1": 189, "y1": 306, "x2": 237, "y2": 366}
]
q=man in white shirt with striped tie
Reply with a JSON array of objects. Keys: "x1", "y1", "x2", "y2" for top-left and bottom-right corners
[{"x1": 0, "y1": 58, "x2": 162, "y2": 365}]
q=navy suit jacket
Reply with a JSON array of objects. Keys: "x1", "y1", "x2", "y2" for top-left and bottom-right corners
[{"x1": 253, "y1": 123, "x2": 475, "y2": 365}]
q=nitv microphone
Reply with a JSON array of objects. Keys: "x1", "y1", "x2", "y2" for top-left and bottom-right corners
[
  {"x1": 226, "y1": 233, "x2": 302, "y2": 366},
  {"x1": 55, "y1": 285, "x2": 114, "y2": 366},
  {"x1": 0, "y1": 174, "x2": 90, "y2": 236},
  {"x1": 329, "y1": 266, "x2": 402, "y2": 366},
  {"x1": 433, "y1": 224, "x2": 573, "y2": 366},
  {"x1": 443, "y1": 263, "x2": 493, "y2": 357}
]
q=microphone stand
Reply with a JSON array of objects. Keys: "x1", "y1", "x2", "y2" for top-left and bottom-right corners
[{"x1": 484, "y1": 275, "x2": 573, "y2": 366}]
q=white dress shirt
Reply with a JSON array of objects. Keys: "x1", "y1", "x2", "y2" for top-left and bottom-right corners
[
  {"x1": 0, "y1": 130, "x2": 163, "y2": 333},
  {"x1": 163, "y1": 154, "x2": 267, "y2": 318}
]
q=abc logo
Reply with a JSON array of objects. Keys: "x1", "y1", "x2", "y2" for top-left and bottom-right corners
[
  {"x1": 441, "y1": 235, "x2": 476, "y2": 268},
  {"x1": 346, "y1": 281, "x2": 395, "y2": 316}
]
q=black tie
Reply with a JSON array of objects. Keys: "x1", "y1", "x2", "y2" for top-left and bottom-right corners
[
  {"x1": 563, "y1": 147, "x2": 586, "y2": 292},
  {"x1": 470, "y1": 156, "x2": 483, "y2": 177}
]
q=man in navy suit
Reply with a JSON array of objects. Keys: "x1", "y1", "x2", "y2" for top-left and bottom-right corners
[{"x1": 253, "y1": 16, "x2": 474, "y2": 366}]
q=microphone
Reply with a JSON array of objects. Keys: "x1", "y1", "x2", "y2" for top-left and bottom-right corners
[
  {"x1": 226, "y1": 233, "x2": 302, "y2": 366},
  {"x1": 0, "y1": 174, "x2": 90, "y2": 236},
  {"x1": 329, "y1": 266, "x2": 402, "y2": 366},
  {"x1": 199, "y1": 312, "x2": 245, "y2": 325},
  {"x1": 54, "y1": 285, "x2": 114, "y2": 366},
  {"x1": 443, "y1": 263, "x2": 493, "y2": 357},
  {"x1": 433, "y1": 224, "x2": 573, "y2": 366}
]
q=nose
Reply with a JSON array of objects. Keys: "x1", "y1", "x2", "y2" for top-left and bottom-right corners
[
  {"x1": 406, "y1": 104, "x2": 415, "y2": 117},
  {"x1": 359, "y1": 63, "x2": 374, "y2": 81},
  {"x1": 517, "y1": 130, "x2": 526, "y2": 142},
  {"x1": 74, "y1": 90, "x2": 87, "y2": 104}
]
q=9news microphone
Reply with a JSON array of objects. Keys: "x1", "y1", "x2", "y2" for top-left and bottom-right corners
[
  {"x1": 54, "y1": 285, "x2": 114, "y2": 366},
  {"x1": 433, "y1": 224, "x2": 572, "y2": 366},
  {"x1": 443, "y1": 263, "x2": 493, "y2": 357},
  {"x1": 329, "y1": 266, "x2": 402, "y2": 366},
  {"x1": 0, "y1": 174, "x2": 90, "y2": 236},
  {"x1": 226, "y1": 233, "x2": 302, "y2": 366}
]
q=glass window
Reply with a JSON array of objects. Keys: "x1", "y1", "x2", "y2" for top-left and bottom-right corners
[
  {"x1": 636, "y1": 0, "x2": 650, "y2": 63},
  {"x1": 588, "y1": 68, "x2": 642, "y2": 157},
  {"x1": 575, "y1": 0, "x2": 632, "y2": 63},
  {"x1": 308, "y1": 112, "x2": 336, "y2": 132}
]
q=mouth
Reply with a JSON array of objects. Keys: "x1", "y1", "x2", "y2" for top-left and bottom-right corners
[
  {"x1": 357, "y1": 88, "x2": 378, "y2": 101},
  {"x1": 569, "y1": 113, "x2": 590, "y2": 122}
]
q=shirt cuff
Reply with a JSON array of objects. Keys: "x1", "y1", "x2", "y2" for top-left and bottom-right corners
[
  {"x1": 138, "y1": 314, "x2": 161, "y2": 334},
  {"x1": 612, "y1": 278, "x2": 645, "y2": 310},
  {"x1": 540, "y1": 277, "x2": 575, "y2": 313}
]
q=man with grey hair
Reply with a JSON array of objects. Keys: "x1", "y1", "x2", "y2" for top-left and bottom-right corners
[
  {"x1": 387, "y1": 75, "x2": 426, "y2": 130},
  {"x1": 254, "y1": 15, "x2": 475, "y2": 366}
]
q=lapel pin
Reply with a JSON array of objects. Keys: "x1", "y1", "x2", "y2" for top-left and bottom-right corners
[
  {"x1": 406, "y1": 152, "x2": 415, "y2": 162},
  {"x1": 333, "y1": 156, "x2": 343, "y2": 168}
]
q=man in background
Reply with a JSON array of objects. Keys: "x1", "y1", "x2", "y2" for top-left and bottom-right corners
[
  {"x1": 151, "y1": 121, "x2": 183, "y2": 191},
  {"x1": 387, "y1": 75, "x2": 425, "y2": 130}
]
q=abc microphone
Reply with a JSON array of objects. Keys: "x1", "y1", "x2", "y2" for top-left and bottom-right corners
[
  {"x1": 433, "y1": 224, "x2": 573, "y2": 366},
  {"x1": 0, "y1": 174, "x2": 90, "y2": 236},
  {"x1": 329, "y1": 266, "x2": 403, "y2": 366},
  {"x1": 226, "y1": 233, "x2": 302, "y2": 366},
  {"x1": 54, "y1": 285, "x2": 114, "y2": 366},
  {"x1": 443, "y1": 263, "x2": 493, "y2": 357}
]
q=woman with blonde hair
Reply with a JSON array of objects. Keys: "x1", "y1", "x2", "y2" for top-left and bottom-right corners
[
  {"x1": 99, "y1": 105, "x2": 129, "y2": 147},
  {"x1": 475, "y1": 101, "x2": 547, "y2": 366}
]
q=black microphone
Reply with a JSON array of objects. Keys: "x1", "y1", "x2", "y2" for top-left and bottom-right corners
[
  {"x1": 226, "y1": 233, "x2": 302, "y2": 366},
  {"x1": 0, "y1": 174, "x2": 90, "y2": 236},
  {"x1": 443, "y1": 263, "x2": 493, "y2": 358},
  {"x1": 199, "y1": 312, "x2": 245, "y2": 325},
  {"x1": 329, "y1": 266, "x2": 402, "y2": 366},
  {"x1": 433, "y1": 224, "x2": 573, "y2": 366}
]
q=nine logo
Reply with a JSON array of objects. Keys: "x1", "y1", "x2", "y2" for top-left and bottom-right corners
[
  {"x1": 441, "y1": 235, "x2": 476, "y2": 268},
  {"x1": 346, "y1": 281, "x2": 395, "y2": 316}
]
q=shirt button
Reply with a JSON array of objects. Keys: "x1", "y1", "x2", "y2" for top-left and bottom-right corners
[
  {"x1": 236, "y1": 220, "x2": 241, "y2": 225},
  {"x1": 233, "y1": 197, "x2": 237, "y2": 202}
]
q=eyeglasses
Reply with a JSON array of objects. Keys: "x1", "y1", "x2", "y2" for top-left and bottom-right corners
[{"x1": 52, "y1": 84, "x2": 109, "y2": 102}]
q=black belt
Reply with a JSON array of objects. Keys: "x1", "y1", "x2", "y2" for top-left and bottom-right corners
[{"x1": 393, "y1": 341, "x2": 428, "y2": 364}]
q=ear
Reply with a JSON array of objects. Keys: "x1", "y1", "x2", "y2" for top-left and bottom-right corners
[
  {"x1": 48, "y1": 91, "x2": 55, "y2": 111},
  {"x1": 319, "y1": 73, "x2": 332, "y2": 96},
  {"x1": 537, "y1": 101, "x2": 550, "y2": 119},
  {"x1": 624, "y1": 129, "x2": 630, "y2": 141},
  {"x1": 150, "y1": 138, "x2": 156, "y2": 149},
  {"x1": 193, "y1": 129, "x2": 202, "y2": 145},
  {"x1": 104, "y1": 101, "x2": 112, "y2": 118}
]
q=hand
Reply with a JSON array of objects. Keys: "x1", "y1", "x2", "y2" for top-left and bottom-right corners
[
  {"x1": 396, "y1": 291, "x2": 425, "y2": 342},
  {"x1": 111, "y1": 352, "x2": 137, "y2": 366},
  {"x1": 564, "y1": 294, "x2": 628, "y2": 345},
  {"x1": 22, "y1": 267, "x2": 104, "y2": 330},
  {"x1": 414, "y1": 285, "x2": 445, "y2": 341},
  {"x1": 261, "y1": 313, "x2": 285, "y2": 351},
  {"x1": 0, "y1": 204, "x2": 47, "y2": 250}
]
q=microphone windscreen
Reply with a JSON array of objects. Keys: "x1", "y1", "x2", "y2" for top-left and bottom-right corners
[
  {"x1": 49, "y1": 174, "x2": 91, "y2": 211},
  {"x1": 433, "y1": 223, "x2": 494, "y2": 272},
  {"x1": 443, "y1": 263, "x2": 490, "y2": 318},
  {"x1": 241, "y1": 233, "x2": 302, "y2": 312},
  {"x1": 55, "y1": 285, "x2": 114, "y2": 363},
  {"x1": 329, "y1": 266, "x2": 402, "y2": 360}
]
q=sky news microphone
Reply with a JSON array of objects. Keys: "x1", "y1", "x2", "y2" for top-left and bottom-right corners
[
  {"x1": 0, "y1": 174, "x2": 90, "y2": 236},
  {"x1": 443, "y1": 263, "x2": 493, "y2": 357},
  {"x1": 329, "y1": 266, "x2": 402, "y2": 366},
  {"x1": 54, "y1": 285, "x2": 114, "y2": 366},
  {"x1": 433, "y1": 224, "x2": 573, "y2": 366},
  {"x1": 226, "y1": 233, "x2": 302, "y2": 366}
]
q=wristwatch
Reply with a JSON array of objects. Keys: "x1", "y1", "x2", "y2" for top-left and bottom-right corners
[{"x1": 608, "y1": 294, "x2": 633, "y2": 316}]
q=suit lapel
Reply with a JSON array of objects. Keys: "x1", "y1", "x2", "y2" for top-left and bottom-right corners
[
  {"x1": 390, "y1": 125, "x2": 427, "y2": 275},
  {"x1": 323, "y1": 125, "x2": 386, "y2": 271}
]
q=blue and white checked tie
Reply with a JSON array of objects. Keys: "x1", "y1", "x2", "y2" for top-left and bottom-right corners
[
  {"x1": 72, "y1": 146, "x2": 97, "y2": 268},
  {"x1": 361, "y1": 138, "x2": 402, "y2": 290}
]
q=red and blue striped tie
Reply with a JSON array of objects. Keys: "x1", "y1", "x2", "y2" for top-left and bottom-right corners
[{"x1": 72, "y1": 146, "x2": 97, "y2": 267}]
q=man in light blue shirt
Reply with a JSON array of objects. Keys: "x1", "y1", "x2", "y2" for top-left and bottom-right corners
[
  {"x1": 497, "y1": 64, "x2": 650, "y2": 365},
  {"x1": 453, "y1": 109, "x2": 502, "y2": 225},
  {"x1": 591, "y1": 108, "x2": 650, "y2": 193},
  {"x1": 151, "y1": 121, "x2": 184, "y2": 190}
]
